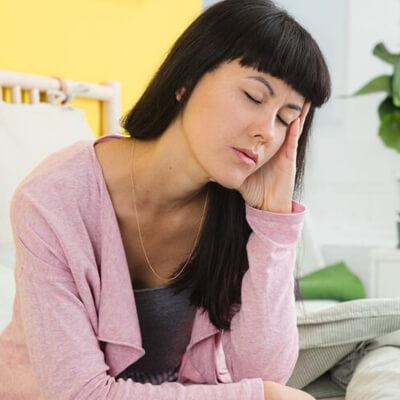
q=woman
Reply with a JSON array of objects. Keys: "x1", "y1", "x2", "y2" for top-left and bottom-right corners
[{"x1": 0, "y1": 0, "x2": 330, "y2": 399}]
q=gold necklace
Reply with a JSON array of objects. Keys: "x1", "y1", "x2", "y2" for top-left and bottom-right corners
[{"x1": 129, "y1": 138, "x2": 209, "y2": 282}]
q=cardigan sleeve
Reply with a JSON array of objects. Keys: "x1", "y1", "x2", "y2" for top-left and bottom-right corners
[
  {"x1": 10, "y1": 190, "x2": 265, "y2": 400},
  {"x1": 221, "y1": 200, "x2": 307, "y2": 385}
]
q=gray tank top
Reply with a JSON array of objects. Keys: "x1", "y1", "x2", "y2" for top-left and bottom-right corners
[{"x1": 115, "y1": 284, "x2": 196, "y2": 384}]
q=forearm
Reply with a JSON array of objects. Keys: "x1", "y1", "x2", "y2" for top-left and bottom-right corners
[
  {"x1": 221, "y1": 234, "x2": 299, "y2": 382},
  {"x1": 221, "y1": 200, "x2": 306, "y2": 383}
]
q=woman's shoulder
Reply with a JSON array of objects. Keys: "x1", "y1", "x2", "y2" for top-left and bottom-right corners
[
  {"x1": 93, "y1": 135, "x2": 130, "y2": 173},
  {"x1": 13, "y1": 139, "x2": 96, "y2": 210}
]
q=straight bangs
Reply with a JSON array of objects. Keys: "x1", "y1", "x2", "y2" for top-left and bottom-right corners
[{"x1": 209, "y1": 2, "x2": 331, "y2": 107}]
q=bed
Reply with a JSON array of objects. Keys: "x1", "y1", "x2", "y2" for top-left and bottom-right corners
[{"x1": 1, "y1": 70, "x2": 400, "y2": 400}]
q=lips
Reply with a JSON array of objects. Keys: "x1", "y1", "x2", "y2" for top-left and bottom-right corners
[
  {"x1": 233, "y1": 147, "x2": 258, "y2": 164},
  {"x1": 233, "y1": 148, "x2": 257, "y2": 167}
]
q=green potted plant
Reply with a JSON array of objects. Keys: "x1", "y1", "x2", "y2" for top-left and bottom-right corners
[
  {"x1": 350, "y1": 42, "x2": 400, "y2": 152},
  {"x1": 348, "y1": 42, "x2": 400, "y2": 248}
]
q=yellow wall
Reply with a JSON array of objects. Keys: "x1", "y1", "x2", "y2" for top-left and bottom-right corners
[{"x1": 0, "y1": 0, "x2": 202, "y2": 137}]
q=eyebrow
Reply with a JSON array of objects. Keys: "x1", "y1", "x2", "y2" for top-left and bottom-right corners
[{"x1": 246, "y1": 76, "x2": 303, "y2": 112}]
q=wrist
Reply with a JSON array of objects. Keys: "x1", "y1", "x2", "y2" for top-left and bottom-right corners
[
  {"x1": 263, "y1": 381, "x2": 278, "y2": 400},
  {"x1": 259, "y1": 198, "x2": 293, "y2": 213},
  {"x1": 258, "y1": 204, "x2": 292, "y2": 213}
]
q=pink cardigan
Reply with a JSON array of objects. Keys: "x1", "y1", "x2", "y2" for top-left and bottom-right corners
[{"x1": 0, "y1": 133, "x2": 307, "y2": 399}]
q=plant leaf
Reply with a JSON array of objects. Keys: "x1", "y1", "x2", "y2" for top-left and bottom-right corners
[
  {"x1": 378, "y1": 112, "x2": 400, "y2": 153},
  {"x1": 373, "y1": 42, "x2": 400, "y2": 65},
  {"x1": 378, "y1": 97, "x2": 399, "y2": 120},
  {"x1": 353, "y1": 75, "x2": 392, "y2": 96},
  {"x1": 393, "y1": 59, "x2": 400, "y2": 107}
]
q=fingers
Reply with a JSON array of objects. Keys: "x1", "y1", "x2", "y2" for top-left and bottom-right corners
[
  {"x1": 293, "y1": 117, "x2": 301, "y2": 144},
  {"x1": 299, "y1": 101, "x2": 311, "y2": 133},
  {"x1": 286, "y1": 117, "x2": 301, "y2": 157},
  {"x1": 288, "y1": 100, "x2": 310, "y2": 141},
  {"x1": 287, "y1": 100, "x2": 311, "y2": 155}
]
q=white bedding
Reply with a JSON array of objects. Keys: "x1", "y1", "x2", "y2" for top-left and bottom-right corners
[
  {"x1": 0, "y1": 102, "x2": 94, "y2": 246},
  {"x1": 346, "y1": 337, "x2": 400, "y2": 399}
]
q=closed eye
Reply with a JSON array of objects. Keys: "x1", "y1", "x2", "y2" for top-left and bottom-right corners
[{"x1": 243, "y1": 91, "x2": 289, "y2": 127}]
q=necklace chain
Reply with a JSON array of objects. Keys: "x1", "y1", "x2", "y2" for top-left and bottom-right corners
[{"x1": 129, "y1": 138, "x2": 209, "y2": 282}]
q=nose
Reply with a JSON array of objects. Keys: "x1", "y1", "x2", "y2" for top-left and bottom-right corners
[{"x1": 254, "y1": 113, "x2": 276, "y2": 143}]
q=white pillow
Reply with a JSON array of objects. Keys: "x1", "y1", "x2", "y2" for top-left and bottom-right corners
[
  {"x1": 346, "y1": 345, "x2": 400, "y2": 399},
  {"x1": 0, "y1": 102, "x2": 95, "y2": 247},
  {"x1": 0, "y1": 263, "x2": 15, "y2": 333}
]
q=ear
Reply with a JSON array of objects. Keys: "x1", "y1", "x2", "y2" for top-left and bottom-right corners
[{"x1": 175, "y1": 87, "x2": 186, "y2": 101}]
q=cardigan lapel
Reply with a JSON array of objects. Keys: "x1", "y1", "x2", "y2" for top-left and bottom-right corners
[
  {"x1": 95, "y1": 173, "x2": 146, "y2": 377},
  {"x1": 183, "y1": 307, "x2": 221, "y2": 383},
  {"x1": 96, "y1": 206, "x2": 145, "y2": 376}
]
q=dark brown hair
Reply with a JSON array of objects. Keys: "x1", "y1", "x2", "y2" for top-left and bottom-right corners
[{"x1": 120, "y1": 0, "x2": 331, "y2": 330}]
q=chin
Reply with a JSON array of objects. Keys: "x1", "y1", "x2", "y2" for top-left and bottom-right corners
[
  {"x1": 205, "y1": 158, "x2": 249, "y2": 188},
  {"x1": 209, "y1": 173, "x2": 245, "y2": 191}
]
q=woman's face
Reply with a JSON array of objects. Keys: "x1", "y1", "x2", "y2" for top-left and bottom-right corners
[{"x1": 178, "y1": 58, "x2": 306, "y2": 189}]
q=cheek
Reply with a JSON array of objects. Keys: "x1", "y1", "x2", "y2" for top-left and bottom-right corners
[
  {"x1": 183, "y1": 89, "x2": 247, "y2": 147},
  {"x1": 207, "y1": 92, "x2": 248, "y2": 134}
]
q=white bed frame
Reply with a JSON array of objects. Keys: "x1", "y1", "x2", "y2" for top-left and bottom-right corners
[{"x1": 0, "y1": 70, "x2": 121, "y2": 135}]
